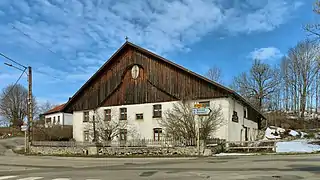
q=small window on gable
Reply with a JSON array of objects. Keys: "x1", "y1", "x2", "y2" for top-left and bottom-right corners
[
  {"x1": 104, "y1": 109, "x2": 111, "y2": 121},
  {"x1": 153, "y1": 104, "x2": 162, "y2": 118},
  {"x1": 199, "y1": 101, "x2": 210, "y2": 108},
  {"x1": 120, "y1": 108, "x2": 127, "y2": 120},
  {"x1": 136, "y1": 113, "x2": 143, "y2": 120},
  {"x1": 83, "y1": 111, "x2": 89, "y2": 122}
]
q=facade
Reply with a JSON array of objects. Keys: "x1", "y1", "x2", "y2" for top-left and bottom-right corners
[
  {"x1": 43, "y1": 104, "x2": 73, "y2": 127},
  {"x1": 72, "y1": 98, "x2": 259, "y2": 142},
  {"x1": 61, "y1": 41, "x2": 265, "y2": 142}
]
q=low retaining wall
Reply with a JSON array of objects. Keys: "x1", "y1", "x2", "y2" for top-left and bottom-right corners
[{"x1": 30, "y1": 146, "x2": 200, "y2": 157}]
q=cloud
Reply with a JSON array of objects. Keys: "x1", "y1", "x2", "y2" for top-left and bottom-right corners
[
  {"x1": 0, "y1": 0, "x2": 302, "y2": 101},
  {"x1": 0, "y1": 0, "x2": 302, "y2": 56},
  {"x1": 249, "y1": 47, "x2": 283, "y2": 61}
]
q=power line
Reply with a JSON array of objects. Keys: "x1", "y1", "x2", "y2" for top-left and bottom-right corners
[
  {"x1": 0, "y1": 52, "x2": 27, "y2": 68},
  {"x1": 11, "y1": 25, "x2": 61, "y2": 57},
  {"x1": 33, "y1": 69, "x2": 62, "y2": 80},
  {"x1": 3, "y1": 68, "x2": 27, "y2": 100}
]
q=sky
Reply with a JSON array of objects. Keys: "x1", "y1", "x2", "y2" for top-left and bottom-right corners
[{"x1": 0, "y1": 0, "x2": 318, "y2": 105}]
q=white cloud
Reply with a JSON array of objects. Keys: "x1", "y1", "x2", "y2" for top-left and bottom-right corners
[
  {"x1": 0, "y1": 0, "x2": 302, "y2": 101},
  {"x1": 0, "y1": 0, "x2": 302, "y2": 56},
  {"x1": 249, "y1": 47, "x2": 283, "y2": 61}
]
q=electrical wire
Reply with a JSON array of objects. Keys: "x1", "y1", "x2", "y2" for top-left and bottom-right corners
[
  {"x1": 0, "y1": 52, "x2": 27, "y2": 68},
  {"x1": 2, "y1": 68, "x2": 27, "y2": 100}
]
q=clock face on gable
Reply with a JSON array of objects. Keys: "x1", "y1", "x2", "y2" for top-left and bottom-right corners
[{"x1": 131, "y1": 65, "x2": 139, "y2": 79}]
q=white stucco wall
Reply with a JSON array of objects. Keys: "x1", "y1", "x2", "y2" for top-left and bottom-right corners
[
  {"x1": 72, "y1": 98, "x2": 235, "y2": 142},
  {"x1": 45, "y1": 112, "x2": 73, "y2": 127},
  {"x1": 227, "y1": 98, "x2": 258, "y2": 141}
]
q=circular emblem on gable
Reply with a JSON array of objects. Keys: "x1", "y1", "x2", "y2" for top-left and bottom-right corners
[{"x1": 131, "y1": 65, "x2": 139, "y2": 79}]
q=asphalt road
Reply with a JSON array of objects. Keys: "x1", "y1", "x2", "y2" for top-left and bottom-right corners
[{"x1": 0, "y1": 154, "x2": 319, "y2": 180}]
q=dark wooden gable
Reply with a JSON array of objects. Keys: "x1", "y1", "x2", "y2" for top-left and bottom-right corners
[{"x1": 63, "y1": 42, "x2": 232, "y2": 113}]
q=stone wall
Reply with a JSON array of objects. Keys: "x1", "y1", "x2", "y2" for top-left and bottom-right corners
[{"x1": 30, "y1": 145, "x2": 201, "y2": 157}]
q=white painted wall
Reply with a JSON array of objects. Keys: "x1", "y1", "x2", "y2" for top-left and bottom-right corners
[
  {"x1": 72, "y1": 98, "x2": 238, "y2": 142},
  {"x1": 44, "y1": 112, "x2": 73, "y2": 127},
  {"x1": 227, "y1": 98, "x2": 258, "y2": 141}
]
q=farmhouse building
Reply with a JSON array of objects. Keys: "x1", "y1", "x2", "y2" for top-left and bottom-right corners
[
  {"x1": 42, "y1": 104, "x2": 72, "y2": 127},
  {"x1": 51, "y1": 41, "x2": 265, "y2": 142}
]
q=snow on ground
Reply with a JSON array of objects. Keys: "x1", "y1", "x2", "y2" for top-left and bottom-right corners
[
  {"x1": 264, "y1": 127, "x2": 281, "y2": 140},
  {"x1": 276, "y1": 140, "x2": 320, "y2": 153},
  {"x1": 289, "y1": 130, "x2": 299, "y2": 137},
  {"x1": 214, "y1": 153, "x2": 259, "y2": 156}
]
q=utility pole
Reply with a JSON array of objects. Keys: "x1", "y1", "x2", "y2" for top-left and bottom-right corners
[{"x1": 27, "y1": 66, "x2": 32, "y2": 153}]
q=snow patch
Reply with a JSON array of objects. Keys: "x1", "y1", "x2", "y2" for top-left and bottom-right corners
[
  {"x1": 276, "y1": 140, "x2": 320, "y2": 153},
  {"x1": 264, "y1": 127, "x2": 281, "y2": 140},
  {"x1": 214, "y1": 153, "x2": 259, "y2": 156},
  {"x1": 289, "y1": 130, "x2": 299, "y2": 137}
]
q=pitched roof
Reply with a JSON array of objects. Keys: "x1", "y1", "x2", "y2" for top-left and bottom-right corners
[
  {"x1": 43, "y1": 104, "x2": 65, "y2": 115},
  {"x1": 62, "y1": 41, "x2": 265, "y2": 119}
]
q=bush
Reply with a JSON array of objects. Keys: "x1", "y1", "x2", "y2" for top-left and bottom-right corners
[
  {"x1": 304, "y1": 133, "x2": 316, "y2": 139},
  {"x1": 33, "y1": 125, "x2": 73, "y2": 141}
]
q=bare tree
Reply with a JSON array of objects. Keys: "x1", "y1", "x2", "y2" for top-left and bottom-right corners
[
  {"x1": 38, "y1": 101, "x2": 56, "y2": 115},
  {"x1": 85, "y1": 109, "x2": 135, "y2": 143},
  {"x1": 305, "y1": 0, "x2": 320, "y2": 38},
  {"x1": 158, "y1": 101, "x2": 224, "y2": 142},
  {"x1": 231, "y1": 59, "x2": 280, "y2": 111},
  {"x1": 287, "y1": 40, "x2": 320, "y2": 118},
  {"x1": 0, "y1": 84, "x2": 36, "y2": 127},
  {"x1": 205, "y1": 66, "x2": 223, "y2": 83}
]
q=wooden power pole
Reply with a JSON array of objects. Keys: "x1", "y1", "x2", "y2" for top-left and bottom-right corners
[{"x1": 27, "y1": 66, "x2": 32, "y2": 153}]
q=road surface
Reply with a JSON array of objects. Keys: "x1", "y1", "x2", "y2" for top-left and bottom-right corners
[{"x1": 0, "y1": 154, "x2": 319, "y2": 179}]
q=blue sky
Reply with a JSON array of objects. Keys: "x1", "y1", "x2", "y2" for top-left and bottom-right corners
[{"x1": 0, "y1": 0, "x2": 317, "y2": 105}]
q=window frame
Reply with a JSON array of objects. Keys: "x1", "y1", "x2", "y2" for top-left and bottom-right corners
[
  {"x1": 53, "y1": 117, "x2": 56, "y2": 124},
  {"x1": 57, "y1": 116, "x2": 60, "y2": 124},
  {"x1": 153, "y1": 128, "x2": 162, "y2": 141},
  {"x1": 136, "y1": 113, "x2": 143, "y2": 120},
  {"x1": 153, "y1": 104, "x2": 162, "y2": 118},
  {"x1": 104, "y1": 109, "x2": 111, "y2": 121},
  {"x1": 119, "y1": 129, "x2": 127, "y2": 141},
  {"x1": 83, "y1": 111, "x2": 89, "y2": 122},
  {"x1": 83, "y1": 131, "x2": 89, "y2": 142},
  {"x1": 119, "y1": 108, "x2": 127, "y2": 120},
  {"x1": 199, "y1": 101, "x2": 210, "y2": 108}
]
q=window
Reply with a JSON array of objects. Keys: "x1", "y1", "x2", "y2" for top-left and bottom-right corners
[
  {"x1": 53, "y1": 117, "x2": 56, "y2": 124},
  {"x1": 104, "y1": 130, "x2": 112, "y2": 141},
  {"x1": 244, "y1": 109, "x2": 247, "y2": 118},
  {"x1": 45, "y1": 118, "x2": 51, "y2": 124},
  {"x1": 232, "y1": 111, "x2": 239, "y2": 122},
  {"x1": 83, "y1": 111, "x2": 89, "y2": 122},
  {"x1": 57, "y1": 116, "x2": 60, "y2": 124},
  {"x1": 153, "y1": 104, "x2": 162, "y2": 118},
  {"x1": 199, "y1": 101, "x2": 210, "y2": 108},
  {"x1": 119, "y1": 129, "x2": 127, "y2": 141},
  {"x1": 136, "y1": 113, "x2": 143, "y2": 120},
  {"x1": 104, "y1": 109, "x2": 111, "y2": 121},
  {"x1": 153, "y1": 128, "x2": 162, "y2": 141},
  {"x1": 83, "y1": 131, "x2": 89, "y2": 142},
  {"x1": 119, "y1": 108, "x2": 127, "y2": 120}
]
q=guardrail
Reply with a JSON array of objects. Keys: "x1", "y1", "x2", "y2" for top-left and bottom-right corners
[{"x1": 225, "y1": 140, "x2": 283, "y2": 152}]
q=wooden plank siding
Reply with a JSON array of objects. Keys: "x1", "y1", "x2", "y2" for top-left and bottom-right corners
[{"x1": 64, "y1": 46, "x2": 228, "y2": 113}]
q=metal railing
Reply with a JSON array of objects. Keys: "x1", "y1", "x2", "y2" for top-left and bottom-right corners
[{"x1": 31, "y1": 138, "x2": 224, "y2": 148}]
